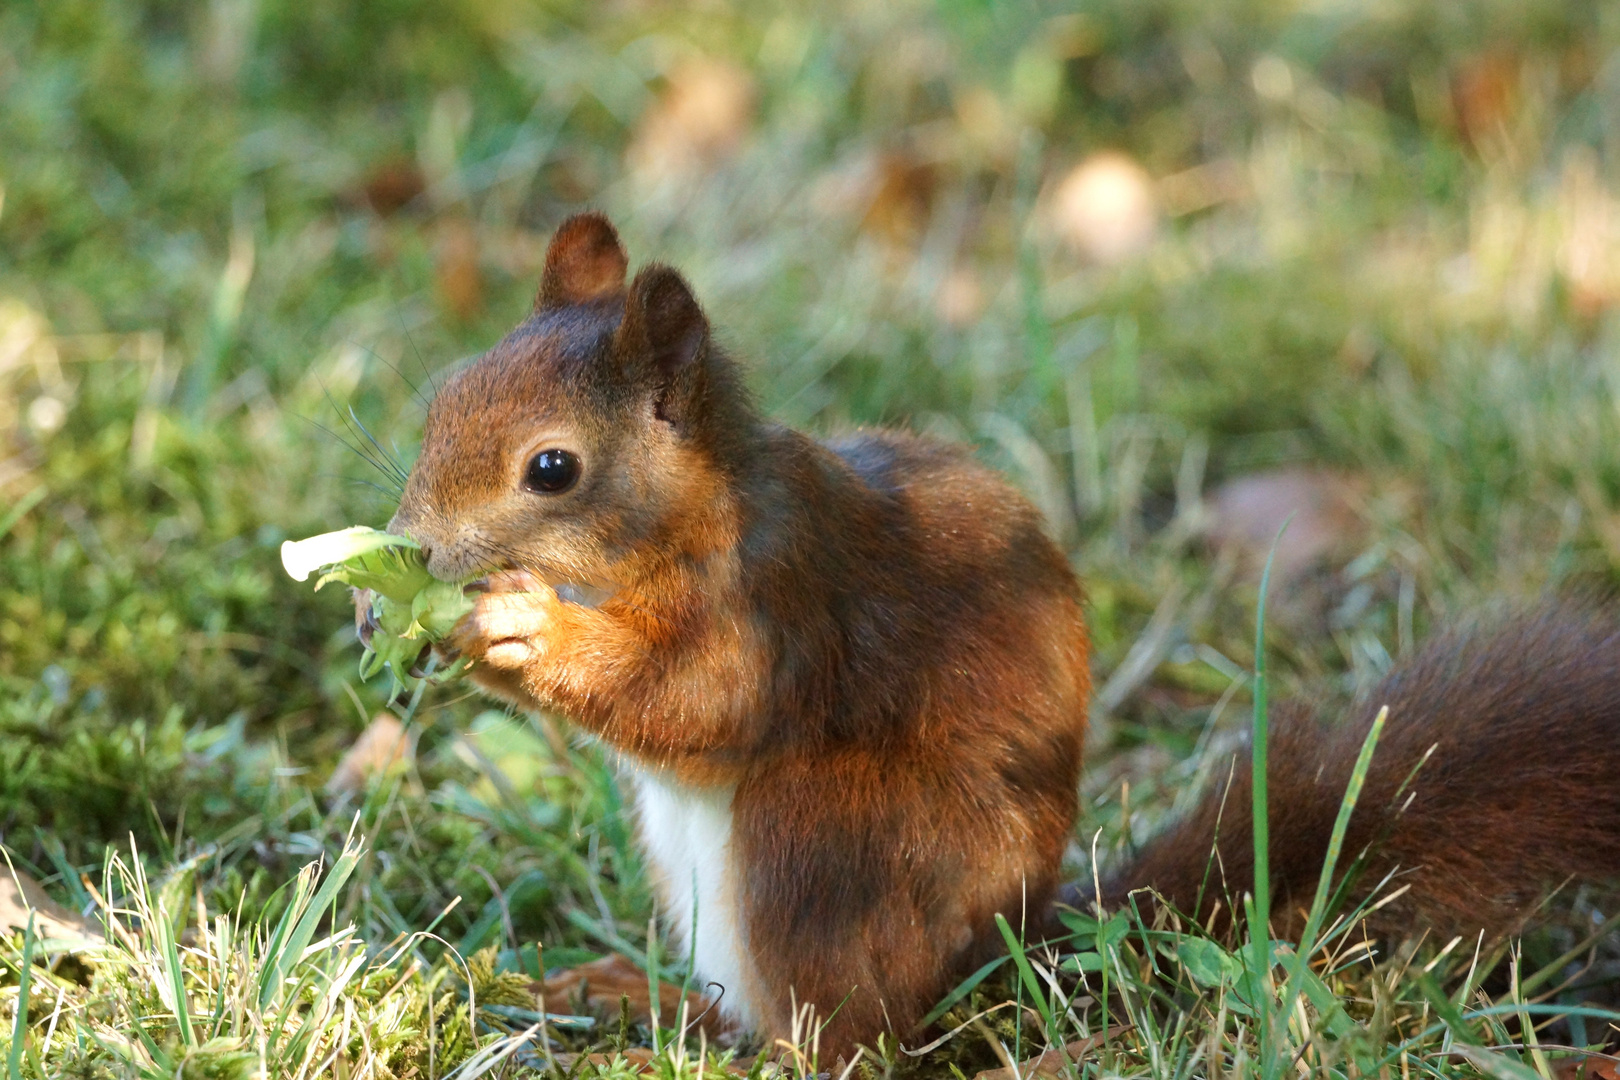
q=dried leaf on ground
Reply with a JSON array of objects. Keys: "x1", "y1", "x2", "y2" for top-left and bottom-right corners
[
  {"x1": 971, "y1": 1027, "x2": 1131, "y2": 1080},
  {"x1": 326, "y1": 712, "x2": 414, "y2": 796},
  {"x1": 360, "y1": 156, "x2": 426, "y2": 217},
  {"x1": 1552, "y1": 1056, "x2": 1620, "y2": 1080},
  {"x1": 435, "y1": 216, "x2": 484, "y2": 322},
  {"x1": 537, "y1": 953, "x2": 727, "y2": 1039},
  {"x1": 0, "y1": 865, "x2": 103, "y2": 946},
  {"x1": 1205, "y1": 467, "x2": 1369, "y2": 586}
]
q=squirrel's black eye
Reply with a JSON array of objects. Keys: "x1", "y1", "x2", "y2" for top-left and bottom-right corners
[{"x1": 523, "y1": 449, "x2": 580, "y2": 494}]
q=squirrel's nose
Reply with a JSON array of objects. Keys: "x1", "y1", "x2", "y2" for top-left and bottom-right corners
[{"x1": 417, "y1": 541, "x2": 434, "y2": 567}]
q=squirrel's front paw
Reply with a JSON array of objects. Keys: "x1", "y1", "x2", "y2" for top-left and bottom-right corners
[{"x1": 451, "y1": 569, "x2": 558, "y2": 670}]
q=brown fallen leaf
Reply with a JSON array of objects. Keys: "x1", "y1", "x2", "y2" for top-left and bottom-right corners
[
  {"x1": 326, "y1": 713, "x2": 414, "y2": 796},
  {"x1": 936, "y1": 267, "x2": 986, "y2": 328},
  {"x1": 0, "y1": 865, "x2": 103, "y2": 947},
  {"x1": 1551, "y1": 1055, "x2": 1620, "y2": 1080},
  {"x1": 1451, "y1": 51, "x2": 1520, "y2": 152},
  {"x1": 972, "y1": 1026, "x2": 1130, "y2": 1080},
  {"x1": 536, "y1": 953, "x2": 729, "y2": 1040},
  {"x1": 435, "y1": 216, "x2": 484, "y2": 323},
  {"x1": 861, "y1": 151, "x2": 938, "y2": 248},
  {"x1": 1205, "y1": 467, "x2": 1369, "y2": 587},
  {"x1": 360, "y1": 156, "x2": 427, "y2": 217}
]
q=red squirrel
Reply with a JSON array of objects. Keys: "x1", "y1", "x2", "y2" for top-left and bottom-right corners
[{"x1": 369, "y1": 212, "x2": 1620, "y2": 1058}]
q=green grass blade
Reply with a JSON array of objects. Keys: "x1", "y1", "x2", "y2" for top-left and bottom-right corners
[
  {"x1": 157, "y1": 899, "x2": 195, "y2": 1046},
  {"x1": 647, "y1": 912, "x2": 662, "y2": 1055},
  {"x1": 256, "y1": 866, "x2": 313, "y2": 1006},
  {"x1": 1301, "y1": 705, "x2": 1388, "y2": 945},
  {"x1": 7, "y1": 913, "x2": 34, "y2": 1080},
  {"x1": 920, "y1": 955, "x2": 1010, "y2": 1030},
  {"x1": 1271, "y1": 705, "x2": 1388, "y2": 1064},
  {"x1": 257, "y1": 842, "x2": 362, "y2": 1011},
  {"x1": 1252, "y1": 517, "x2": 1290, "y2": 1079},
  {"x1": 0, "y1": 486, "x2": 47, "y2": 545},
  {"x1": 994, "y1": 913, "x2": 1061, "y2": 1054},
  {"x1": 1451, "y1": 1045, "x2": 1546, "y2": 1080}
]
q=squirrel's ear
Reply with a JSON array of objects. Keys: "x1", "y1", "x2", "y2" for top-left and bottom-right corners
[
  {"x1": 615, "y1": 265, "x2": 711, "y2": 424},
  {"x1": 536, "y1": 213, "x2": 629, "y2": 310},
  {"x1": 616, "y1": 265, "x2": 709, "y2": 380}
]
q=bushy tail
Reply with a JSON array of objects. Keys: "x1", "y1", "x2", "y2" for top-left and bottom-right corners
[{"x1": 1068, "y1": 604, "x2": 1620, "y2": 936}]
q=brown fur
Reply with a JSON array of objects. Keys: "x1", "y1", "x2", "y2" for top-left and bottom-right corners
[
  {"x1": 381, "y1": 214, "x2": 1090, "y2": 1057},
  {"x1": 375, "y1": 213, "x2": 1620, "y2": 1060},
  {"x1": 1076, "y1": 605, "x2": 1620, "y2": 938}
]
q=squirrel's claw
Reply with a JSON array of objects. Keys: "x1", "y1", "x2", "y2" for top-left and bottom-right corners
[
  {"x1": 406, "y1": 641, "x2": 434, "y2": 679},
  {"x1": 354, "y1": 587, "x2": 380, "y2": 647}
]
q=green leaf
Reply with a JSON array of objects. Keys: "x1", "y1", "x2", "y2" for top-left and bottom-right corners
[
  {"x1": 1098, "y1": 911, "x2": 1130, "y2": 948},
  {"x1": 1291, "y1": 960, "x2": 1358, "y2": 1039},
  {"x1": 1176, "y1": 937, "x2": 1243, "y2": 989},
  {"x1": 1059, "y1": 951, "x2": 1104, "y2": 974},
  {"x1": 410, "y1": 578, "x2": 476, "y2": 638},
  {"x1": 1056, "y1": 909, "x2": 1099, "y2": 937}
]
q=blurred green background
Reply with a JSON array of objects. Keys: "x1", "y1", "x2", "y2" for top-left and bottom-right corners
[{"x1": 5, "y1": 0, "x2": 1620, "y2": 968}]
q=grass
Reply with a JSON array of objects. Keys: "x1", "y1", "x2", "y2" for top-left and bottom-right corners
[{"x1": 7, "y1": 0, "x2": 1620, "y2": 1074}]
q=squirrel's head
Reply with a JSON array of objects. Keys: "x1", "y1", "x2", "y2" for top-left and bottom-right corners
[{"x1": 390, "y1": 212, "x2": 752, "y2": 584}]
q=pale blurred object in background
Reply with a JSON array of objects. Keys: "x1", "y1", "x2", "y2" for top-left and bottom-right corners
[
  {"x1": 627, "y1": 57, "x2": 756, "y2": 183},
  {"x1": 1050, "y1": 151, "x2": 1160, "y2": 264}
]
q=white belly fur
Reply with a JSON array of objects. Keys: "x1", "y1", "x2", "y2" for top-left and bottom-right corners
[{"x1": 623, "y1": 766, "x2": 757, "y2": 1030}]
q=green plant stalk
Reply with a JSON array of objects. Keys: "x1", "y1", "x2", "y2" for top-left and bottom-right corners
[
  {"x1": 1252, "y1": 517, "x2": 1289, "y2": 1080},
  {"x1": 647, "y1": 913, "x2": 663, "y2": 1055},
  {"x1": 1509, "y1": 951, "x2": 1551, "y2": 1079},
  {"x1": 679, "y1": 879, "x2": 700, "y2": 1030},
  {"x1": 1520, "y1": 909, "x2": 1620, "y2": 996},
  {"x1": 1273, "y1": 705, "x2": 1387, "y2": 1072},
  {"x1": 1099, "y1": 915, "x2": 1111, "y2": 1060}
]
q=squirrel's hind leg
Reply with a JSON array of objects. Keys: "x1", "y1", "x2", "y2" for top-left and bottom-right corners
[{"x1": 730, "y1": 745, "x2": 1071, "y2": 1064}]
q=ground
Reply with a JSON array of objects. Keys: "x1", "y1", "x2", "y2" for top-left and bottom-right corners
[{"x1": 4, "y1": 0, "x2": 1620, "y2": 1076}]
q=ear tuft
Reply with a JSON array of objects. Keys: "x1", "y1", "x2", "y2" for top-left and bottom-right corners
[
  {"x1": 536, "y1": 213, "x2": 629, "y2": 310},
  {"x1": 618, "y1": 265, "x2": 709, "y2": 381}
]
